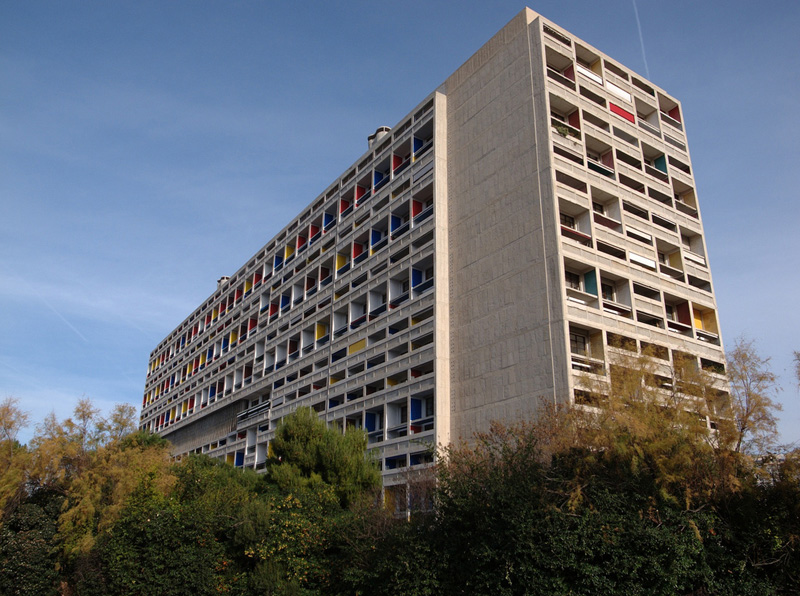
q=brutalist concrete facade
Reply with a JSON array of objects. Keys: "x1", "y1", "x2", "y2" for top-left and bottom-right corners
[{"x1": 140, "y1": 9, "x2": 728, "y2": 489}]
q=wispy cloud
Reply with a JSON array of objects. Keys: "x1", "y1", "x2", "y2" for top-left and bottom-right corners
[{"x1": 0, "y1": 266, "x2": 198, "y2": 334}]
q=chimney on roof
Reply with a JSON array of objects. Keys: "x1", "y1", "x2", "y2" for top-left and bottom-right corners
[{"x1": 368, "y1": 126, "x2": 391, "y2": 149}]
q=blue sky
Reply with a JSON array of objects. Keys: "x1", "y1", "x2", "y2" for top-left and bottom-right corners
[{"x1": 2, "y1": 1, "x2": 799, "y2": 446}]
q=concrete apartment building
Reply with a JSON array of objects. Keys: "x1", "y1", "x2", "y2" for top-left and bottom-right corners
[{"x1": 139, "y1": 8, "x2": 728, "y2": 492}]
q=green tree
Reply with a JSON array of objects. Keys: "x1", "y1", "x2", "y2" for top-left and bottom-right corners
[
  {"x1": 82, "y1": 482, "x2": 229, "y2": 596},
  {"x1": 268, "y1": 406, "x2": 381, "y2": 507},
  {"x1": 0, "y1": 489, "x2": 64, "y2": 596}
]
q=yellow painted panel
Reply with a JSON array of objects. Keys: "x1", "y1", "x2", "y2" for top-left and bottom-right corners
[
  {"x1": 387, "y1": 377, "x2": 398, "y2": 387},
  {"x1": 245, "y1": 279, "x2": 252, "y2": 292},
  {"x1": 330, "y1": 376, "x2": 340, "y2": 385},
  {"x1": 669, "y1": 252, "x2": 681, "y2": 269},
  {"x1": 230, "y1": 331, "x2": 238, "y2": 342},
  {"x1": 348, "y1": 338, "x2": 366, "y2": 354},
  {"x1": 316, "y1": 323, "x2": 328, "y2": 340},
  {"x1": 693, "y1": 309, "x2": 703, "y2": 330},
  {"x1": 703, "y1": 311, "x2": 718, "y2": 333},
  {"x1": 182, "y1": 402, "x2": 188, "y2": 413},
  {"x1": 226, "y1": 454, "x2": 235, "y2": 465},
  {"x1": 336, "y1": 254, "x2": 347, "y2": 269},
  {"x1": 285, "y1": 244, "x2": 295, "y2": 258}
]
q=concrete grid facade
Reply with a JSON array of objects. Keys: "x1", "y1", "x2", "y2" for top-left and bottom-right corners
[{"x1": 139, "y1": 9, "x2": 729, "y2": 492}]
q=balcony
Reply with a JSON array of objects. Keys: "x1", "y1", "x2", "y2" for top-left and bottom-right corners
[
  {"x1": 667, "y1": 319, "x2": 693, "y2": 337},
  {"x1": 369, "y1": 304, "x2": 387, "y2": 320},
  {"x1": 560, "y1": 225, "x2": 592, "y2": 247},
  {"x1": 638, "y1": 119, "x2": 661, "y2": 138},
  {"x1": 602, "y1": 300, "x2": 632, "y2": 317},
  {"x1": 644, "y1": 164, "x2": 669, "y2": 183},
  {"x1": 593, "y1": 212, "x2": 622, "y2": 232},
  {"x1": 659, "y1": 263, "x2": 684, "y2": 282},
  {"x1": 675, "y1": 200, "x2": 698, "y2": 219},
  {"x1": 660, "y1": 111, "x2": 683, "y2": 131},
  {"x1": 371, "y1": 234, "x2": 388, "y2": 251},
  {"x1": 696, "y1": 329, "x2": 720, "y2": 345},
  {"x1": 684, "y1": 251, "x2": 707, "y2": 267},
  {"x1": 414, "y1": 204, "x2": 434, "y2": 224},
  {"x1": 391, "y1": 221, "x2": 410, "y2": 240},
  {"x1": 389, "y1": 291, "x2": 410, "y2": 308},
  {"x1": 413, "y1": 278, "x2": 434, "y2": 295},
  {"x1": 547, "y1": 68, "x2": 576, "y2": 90},
  {"x1": 350, "y1": 314, "x2": 367, "y2": 330},
  {"x1": 551, "y1": 117, "x2": 581, "y2": 140},
  {"x1": 570, "y1": 353, "x2": 604, "y2": 375},
  {"x1": 587, "y1": 159, "x2": 614, "y2": 178}
]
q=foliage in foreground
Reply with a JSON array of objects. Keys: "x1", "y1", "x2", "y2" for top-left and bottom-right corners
[{"x1": 0, "y1": 336, "x2": 797, "y2": 595}]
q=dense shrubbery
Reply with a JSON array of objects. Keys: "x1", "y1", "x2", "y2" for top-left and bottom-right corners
[{"x1": 1, "y1": 349, "x2": 798, "y2": 596}]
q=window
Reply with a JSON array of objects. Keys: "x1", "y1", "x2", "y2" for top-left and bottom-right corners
[
  {"x1": 658, "y1": 252, "x2": 667, "y2": 265},
  {"x1": 601, "y1": 283, "x2": 615, "y2": 301},
  {"x1": 570, "y1": 332, "x2": 588, "y2": 355},
  {"x1": 565, "y1": 271, "x2": 581, "y2": 290},
  {"x1": 665, "y1": 304, "x2": 676, "y2": 321},
  {"x1": 560, "y1": 213, "x2": 576, "y2": 228},
  {"x1": 592, "y1": 202, "x2": 605, "y2": 214}
]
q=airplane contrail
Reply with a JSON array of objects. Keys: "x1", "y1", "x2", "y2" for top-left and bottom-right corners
[{"x1": 632, "y1": 0, "x2": 651, "y2": 79}]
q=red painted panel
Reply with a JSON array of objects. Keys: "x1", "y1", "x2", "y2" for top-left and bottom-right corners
[
  {"x1": 668, "y1": 106, "x2": 681, "y2": 122},
  {"x1": 677, "y1": 302, "x2": 691, "y2": 325},
  {"x1": 340, "y1": 199, "x2": 350, "y2": 213},
  {"x1": 609, "y1": 103, "x2": 635, "y2": 123},
  {"x1": 563, "y1": 64, "x2": 575, "y2": 81},
  {"x1": 568, "y1": 111, "x2": 580, "y2": 129},
  {"x1": 412, "y1": 200, "x2": 422, "y2": 217},
  {"x1": 353, "y1": 242, "x2": 364, "y2": 258}
]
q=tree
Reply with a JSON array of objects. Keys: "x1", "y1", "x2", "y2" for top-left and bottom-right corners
[
  {"x1": 268, "y1": 406, "x2": 381, "y2": 508},
  {"x1": 794, "y1": 350, "x2": 800, "y2": 387},
  {"x1": 0, "y1": 489, "x2": 64, "y2": 596},
  {"x1": 57, "y1": 430, "x2": 174, "y2": 559},
  {"x1": 726, "y1": 337, "x2": 782, "y2": 454},
  {"x1": 0, "y1": 397, "x2": 30, "y2": 513}
]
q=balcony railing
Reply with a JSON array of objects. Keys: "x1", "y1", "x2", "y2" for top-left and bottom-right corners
[
  {"x1": 644, "y1": 164, "x2": 669, "y2": 182},
  {"x1": 560, "y1": 225, "x2": 592, "y2": 247},
  {"x1": 638, "y1": 119, "x2": 661, "y2": 138},
  {"x1": 413, "y1": 278, "x2": 434, "y2": 295},
  {"x1": 570, "y1": 353, "x2": 605, "y2": 375},
  {"x1": 547, "y1": 68, "x2": 576, "y2": 90},
  {"x1": 660, "y1": 112, "x2": 683, "y2": 131},
  {"x1": 587, "y1": 159, "x2": 615, "y2": 178},
  {"x1": 551, "y1": 117, "x2": 581, "y2": 140},
  {"x1": 675, "y1": 201, "x2": 698, "y2": 218},
  {"x1": 391, "y1": 221, "x2": 410, "y2": 240}
]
